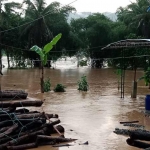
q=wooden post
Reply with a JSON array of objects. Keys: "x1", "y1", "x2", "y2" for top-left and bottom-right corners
[
  {"x1": 131, "y1": 61, "x2": 137, "y2": 98},
  {"x1": 131, "y1": 81, "x2": 137, "y2": 98}
]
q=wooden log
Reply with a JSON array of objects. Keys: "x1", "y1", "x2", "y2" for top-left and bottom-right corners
[
  {"x1": 16, "y1": 120, "x2": 44, "y2": 134},
  {"x1": 0, "y1": 113, "x2": 55, "y2": 121},
  {"x1": 24, "y1": 121, "x2": 61, "y2": 136},
  {"x1": 0, "y1": 132, "x2": 26, "y2": 145},
  {"x1": 16, "y1": 113, "x2": 43, "y2": 119},
  {"x1": 8, "y1": 107, "x2": 16, "y2": 113},
  {"x1": 37, "y1": 135, "x2": 77, "y2": 143},
  {"x1": 15, "y1": 113, "x2": 57, "y2": 119},
  {"x1": 0, "y1": 128, "x2": 48, "y2": 149},
  {"x1": 15, "y1": 108, "x2": 29, "y2": 113},
  {"x1": 0, "y1": 107, "x2": 16, "y2": 114},
  {"x1": 0, "y1": 120, "x2": 14, "y2": 128},
  {"x1": 0, "y1": 125, "x2": 47, "y2": 145},
  {"x1": 27, "y1": 111, "x2": 39, "y2": 114},
  {"x1": 45, "y1": 120, "x2": 61, "y2": 134},
  {"x1": 51, "y1": 125, "x2": 65, "y2": 134},
  {"x1": 126, "y1": 138, "x2": 150, "y2": 149},
  {"x1": 7, "y1": 143, "x2": 37, "y2": 150},
  {"x1": 0, "y1": 100, "x2": 43, "y2": 108},
  {"x1": 46, "y1": 114, "x2": 59, "y2": 118},
  {"x1": 0, "y1": 118, "x2": 45, "y2": 128},
  {"x1": 0, "y1": 113, "x2": 20, "y2": 121},
  {"x1": 120, "y1": 121, "x2": 139, "y2": 124},
  {"x1": 0, "y1": 124, "x2": 18, "y2": 138},
  {"x1": 129, "y1": 130, "x2": 150, "y2": 141},
  {"x1": 0, "y1": 90, "x2": 28, "y2": 99},
  {"x1": 53, "y1": 144, "x2": 73, "y2": 147},
  {"x1": 0, "y1": 126, "x2": 11, "y2": 133},
  {"x1": 46, "y1": 120, "x2": 61, "y2": 127}
]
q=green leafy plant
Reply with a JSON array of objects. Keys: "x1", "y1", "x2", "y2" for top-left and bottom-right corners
[
  {"x1": 138, "y1": 67, "x2": 150, "y2": 89},
  {"x1": 54, "y1": 84, "x2": 66, "y2": 92},
  {"x1": 79, "y1": 60, "x2": 87, "y2": 66},
  {"x1": 78, "y1": 75, "x2": 89, "y2": 91},
  {"x1": 30, "y1": 33, "x2": 62, "y2": 93},
  {"x1": 43, "y1": 78, "x2": 51, "y2": 92}
]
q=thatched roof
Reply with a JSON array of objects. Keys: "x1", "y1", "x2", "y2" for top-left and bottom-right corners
[{"x1": 101, "y1": 39, "x2": 150, "y2": 50}]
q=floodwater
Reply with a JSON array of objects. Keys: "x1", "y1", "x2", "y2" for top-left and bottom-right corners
[{"x1": 1, "y1": 58, "x2": 150, "y2": 150}]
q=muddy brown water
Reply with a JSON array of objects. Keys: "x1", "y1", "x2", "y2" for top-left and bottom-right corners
[{"x1": 0, "y1": 67, "x2": 150, "y2": 150}]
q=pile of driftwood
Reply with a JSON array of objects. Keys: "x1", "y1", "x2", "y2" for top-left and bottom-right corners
[
  {"x1": 0, "y1": 99, "x2": 76, "y2": 150},
  {"x1": 114, "y1": 121, "x2": 150, "y2": 150}
]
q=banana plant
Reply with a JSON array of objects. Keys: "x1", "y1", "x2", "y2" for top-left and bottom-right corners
[{"x1": 30, "y1": 33, "x2": 62, "y2": 93}]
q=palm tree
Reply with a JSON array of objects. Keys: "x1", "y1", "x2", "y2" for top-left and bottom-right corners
[
  {"x1": 116, "y1": 0, "x2": 150, "y2": 38},
  {"x1": 22, "y1": 0, "x2": 75, "y2": 48},
  {"x1": 21, "y1": 0, "x2": 75, "y2": 67},
  {"x1": 0, "y1": 1, "x2": 21, "y2": 73}
]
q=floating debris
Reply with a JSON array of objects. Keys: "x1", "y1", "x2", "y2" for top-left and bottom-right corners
[{"x1": 123, "y1": 123, "x2": 144, "y2": 128}]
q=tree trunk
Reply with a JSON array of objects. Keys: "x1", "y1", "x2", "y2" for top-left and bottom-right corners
[
  {"x1": 41, "y1": 65, "x2": 44, "y2": 93},
  {"x1": 6, "y1": 50, "x2": 10, "y2": 68}
]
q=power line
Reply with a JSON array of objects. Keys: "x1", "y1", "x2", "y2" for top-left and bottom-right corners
[
  {"x1": 1, "y1": 42, "x2": 150, "y2": 56},
  {"x1": 0, "y1": 42, "x2": 104, "y2": 52},
  {"x1": 0, "y1": 0, "x2": 77, "y2": 33}
]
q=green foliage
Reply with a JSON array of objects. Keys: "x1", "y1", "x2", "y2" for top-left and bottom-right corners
[
  {"x1": 79, "y1": 60, "x2": 87, "y2": 66},
  {"x1": 114, "y1": 69, "x2": 122, "y2": 76},
  {"x1": 2, "y1": 0, "x2": 150, "y2": 71},
  {"x1": 116, "y1": 0, "x2": 150, "y2": 38},
  {"x1": 43, "y1": 78, "x2": 51, "y2": 92},
  {"x1": 78, "y1": 75, "x2": 89, "y2": 91},
  {"x1": 138, "y1": 67, "x2": 150, "y2": 87},
  {"x1": 30, "y1": 33, "x2": 62, "y2": 65},
  {"x1": 54, "y1": 84, "x2": 66, "y2": 92}
]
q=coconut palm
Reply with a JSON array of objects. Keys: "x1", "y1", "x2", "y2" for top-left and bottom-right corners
[
  {"x1": 22, "y1": 0, "x2": 75, "y2": 48},
  {"x1": 116, "y1": 0, "x2": 150, "y2": 38},
  {"x1": 0, "y1": 1, "x2": 21, "y2": 73}
]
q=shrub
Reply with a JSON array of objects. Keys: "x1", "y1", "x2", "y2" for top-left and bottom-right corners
[
  {"x1": 54, "y1": 84, "x2": 66, "y2": 92},
  {"x1": 43, "y1": 78, "x2": 51, "y2": 92},
  {"x1": 78, "y1": 75, "x2": 89, "y2": 91},
  {"x1": 79, "y1": 60, "x2": 87, "y2": 66}
]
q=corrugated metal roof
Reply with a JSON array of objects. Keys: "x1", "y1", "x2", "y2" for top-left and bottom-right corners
[{"x1": 102, "y1": 39, "x2": 150, "y2": 50}]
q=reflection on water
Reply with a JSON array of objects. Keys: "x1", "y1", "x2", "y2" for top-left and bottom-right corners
[{"x1": 0, "y1": 66, "x2": 149, "y2": 150}]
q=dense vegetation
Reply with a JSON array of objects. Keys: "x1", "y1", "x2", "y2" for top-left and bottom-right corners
[{"x1": 0, "y1": 0, "x2": 150, "y2": 70}]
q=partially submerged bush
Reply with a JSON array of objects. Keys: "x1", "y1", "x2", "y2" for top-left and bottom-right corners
[
  {"x1": 54, "y1": 84, "x2": 66, "y2": 92},
  {"x1": 43, "y1": 78, "x2": 51, "y2": 92},
  {"x1": 79, "y1": 60, "x2": 87, "y2": 66},
  {"x1": 78, "y1": 75, "x2": 89, "y2": 91}
]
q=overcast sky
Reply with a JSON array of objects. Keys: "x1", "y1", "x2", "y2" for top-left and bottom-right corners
[{"x1": 11, "y1": 0, "x2": 136, "y2": 13}]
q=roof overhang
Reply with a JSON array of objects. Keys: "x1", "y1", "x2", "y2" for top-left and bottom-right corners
[{"x1": 101, "y1": 39, "x2": 150, "y2": 50}]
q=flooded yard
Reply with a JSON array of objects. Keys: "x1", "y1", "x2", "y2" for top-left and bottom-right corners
[{"x1": 0, "y1": 66, "x2": 149, "y2": 150}]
